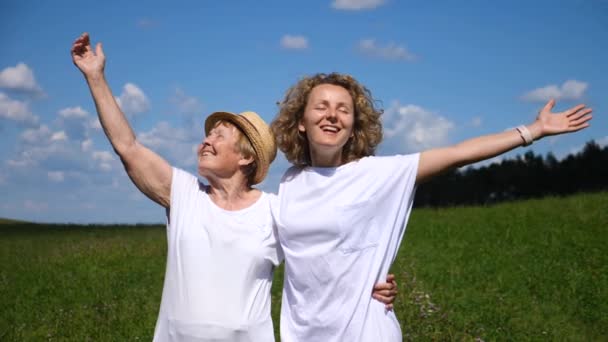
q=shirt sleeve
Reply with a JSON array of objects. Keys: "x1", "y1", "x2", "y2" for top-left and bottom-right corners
[
  {"x1": 167, "y1": 167, "x2": 201, "y2": 229},
  {"x1": 364, "y1": 153, "x2": 420, "y2": 203},
  {"x1": 268, "y1": 193, "x2": 285, "y2": 264}
]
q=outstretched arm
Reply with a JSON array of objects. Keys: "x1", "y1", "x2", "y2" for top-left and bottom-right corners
[
  {"x1": 71, "y1": 33, "x2": 172, "y2": 207},
  {"x1": 416, "y1": 100, "x2": 593, "y2": 184}
]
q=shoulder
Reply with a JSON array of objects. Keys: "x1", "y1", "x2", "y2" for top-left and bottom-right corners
[
  {"x1": 170, "y1": 167, "x2": 208, "y2": 203},
  {"x1": 358, "y1": 153, "x2": 420, "y2": 169},
  {"x1": 280, "y1": 165, "x2": 305, "y2": 183}
]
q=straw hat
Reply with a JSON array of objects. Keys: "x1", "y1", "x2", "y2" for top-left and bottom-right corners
[{"x1": 205, "y1": 111, "x2": 277, "y2": 185}]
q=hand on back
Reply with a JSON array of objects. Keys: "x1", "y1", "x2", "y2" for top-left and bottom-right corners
[{"x1": 71, "y1": 32, "x2": 105, "y2": 78}]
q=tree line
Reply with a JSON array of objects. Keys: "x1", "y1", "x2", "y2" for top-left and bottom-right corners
[{"x1": 415, "y1": 140, "x2": 607, "y2": 207}]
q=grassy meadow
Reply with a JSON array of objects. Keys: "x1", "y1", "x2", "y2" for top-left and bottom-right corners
[{"x1": 1, "y1": 192, "x2": 606, "y2": 341}]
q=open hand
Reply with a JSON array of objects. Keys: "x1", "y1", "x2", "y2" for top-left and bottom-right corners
[
  {"x1": 534, "y1": 99, "x2": 593, "y2": 139},
  {"x1": 71, "y1": 32, "x2": 105, "y2": 78}
]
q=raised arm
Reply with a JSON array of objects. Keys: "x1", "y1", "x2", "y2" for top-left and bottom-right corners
[
  {"x1": 416, "y1": 100, "x2": 593, "y2": 184},
  {"x1": 71, "y1": 33, "x2": 172, "y2": 207}
]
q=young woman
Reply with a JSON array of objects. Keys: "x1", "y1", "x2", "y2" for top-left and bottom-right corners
[
  {"x1": 72, "y1": 34, "x2": 396, "y2": 342},
  {"x1": 271, "y1": 73, "x2": 592, "y2": 341}
]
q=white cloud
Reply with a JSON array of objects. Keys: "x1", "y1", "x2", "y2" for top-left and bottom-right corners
[
  {"x1": 280, "y1": 35, "x2": 309, "y2": 50},
  {"x1": 8, "y1": 138, "x2": 71, "y2": 169},
  {"x1": 170, "y1": 88, "x2": 203, "y2": 114},
  {"x1": 138, "y1": 121, "x2": 194, "y2": 149},
  {"x1": 357, "y1": 39, "x2": 416, "y2": 61},
  {"x1": 6, "y1": 159, "x2": 32, "y2": 168},
  {"x1": 88, "y1": 118, "x2": 102, "y2": 130},
  {"x1": 332, "y1": 0, "x2": 385, "y2": 10},
  {"x1": 81, "y1": 139, "x2": 93, "y2": 151},
  {"x1": 522, "y1": 80, "x2": 588, "y2": 102},
  {"x1": 48, "y1": 171, "x2": 65, "y2": 182},
  {"x1": 597, "y1": 136, "x2": 608, "y2": 148},
  {"x1": 93, "y1": 150, "x2": 115, "y2": 172},
  {"x1": 115, "y1": 83, "x2": 149, "y2": 115},
  {"x1": 383, "y1": 102, "x2": 455, "y2": 150},
  {"x1": 21, "y1": 125, "x2": 51, "y2": 143},
  {"x1": 471, "y1": 116, "x2": 482, "y2": 128},
  {"x1": 50, "y1": 131, "x2": 68, "y2": 142},
  {"x1": 56, "y1": 106, "x2": 94, "y2": 141},
  {"x1": 0, "y1": 92, "x2": 39, "y2": 125},
  {"x1": 24, "y1": 200, "x2": 48, "y2": 212},
  {"x1": 92, "y1": 151, "x2": 114, "y2": 162},
  {"x1": 138, "y1": 121, "x2": 199, "y2": 167},
  {"x1": 11, "y1": 126, "x2": 88, "y2": 171},
  {"x1": 80, "y1": 202, "x2": 96, "y2": 209},
  {"x1": 137, "y1": 18, "x2": 159, "y2": 29},
  {"x1": 0, "y1": 63, "x2": 44, "y2": 94},
  {"x1": 59, "y1": 106, "x2": 89, "y2": 118}
]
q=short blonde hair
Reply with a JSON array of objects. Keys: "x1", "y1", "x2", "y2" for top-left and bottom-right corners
[{"x1": 271, "y1": 73, "x2": 383, "y2": 167}]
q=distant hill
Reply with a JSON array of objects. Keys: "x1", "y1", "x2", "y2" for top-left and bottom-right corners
[{"x1": 0, "y1": 218, "x2": 29, "y2": 224}]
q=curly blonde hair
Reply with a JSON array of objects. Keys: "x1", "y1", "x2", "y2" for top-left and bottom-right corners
[{"x1": 271, "y1": 73, "x2": 383, "y2": 167}]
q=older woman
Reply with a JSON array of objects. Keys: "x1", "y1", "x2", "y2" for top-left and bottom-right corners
[
  {"x1": 71, "y1": 34, "x2": 396, "y2": 341},
  {"x1": 271, "y1": 73, "x2": 593, "y2": 341},
  {"x1": 71, "y1": 33, "x2": 280, "y2": 341}
]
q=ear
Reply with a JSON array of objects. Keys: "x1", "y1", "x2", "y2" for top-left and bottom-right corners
[
  {"x1": 298, "y1": 120, "x2": 305, "y2": 133},
  {"x1": 238, "y1": 155, "x2": 255, "y2": 167}
]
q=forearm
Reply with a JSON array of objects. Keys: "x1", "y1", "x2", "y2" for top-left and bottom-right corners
[
  {"x1": 85, "y1": 73, "x2": 137, "y2": 155},
  {"x1": 450, "y1": 122, "x2": 540, "y2": 167},
  {"x1": 417, "y1": 123, "x2": 539, "y2": 183},
  {"x1": 417, "y1": 100, "x2": 591, "y2": 184}
]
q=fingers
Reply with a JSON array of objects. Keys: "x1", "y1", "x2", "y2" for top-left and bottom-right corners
[
  {"x1": 569, "y1": 122, "x2": 591, "y2": 132},
  {"x1": 372, "y1": 281, "x2": 398, "y2": 301},
  {"x1": 541, "y1": 98, "x2": 556, "y2": 114},
  {"x1": 372, "y1": 292, "x2": 395, "y2": 305},
  {"x1": 70, "y1": 32, "x2": 91, "y2": 57},
  {"x1": 95, "y1": 42, "x2": 105, "y2": 59},
  {"x1": 569, "y1": 113, "x2": 593, "y2": 130},
  {"x1": 373, "y1": 275, "x2": 398, "y2": 310},
  {"x1": 373, "y1": 282, "x2": 396, "y2": 291},
  {"x1": 565, "y1": 104, "x2": 588, "y2": 117},
  {"x1": 568, "y1": 107, "x2": 592, "y2": 120},
  {"x1": 373, "y1": 288, "x2": 397, "y2": 297}
]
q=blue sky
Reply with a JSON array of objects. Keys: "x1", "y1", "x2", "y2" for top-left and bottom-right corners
[{"x1": 1, "y1": 0, "x2": 606, "y2": 223}]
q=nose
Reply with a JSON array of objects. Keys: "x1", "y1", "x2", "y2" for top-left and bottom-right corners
[
  {"x1": 199, "y1": 137, "x2": 212, "y2": 152},
  {"x1": 325, "y1": 108, "x2": 338, "y2": 122},
  {"x1": 203, "y1": 134, "x2": 214, "y2": 145}
]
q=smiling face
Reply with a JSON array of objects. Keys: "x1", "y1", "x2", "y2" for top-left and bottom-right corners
[
  {"x1": 299, "y1": 84, "x2": 355, "y2": 167},
  {"x1": 197, "y1": 121, "x2": 253, "y2": 181}
]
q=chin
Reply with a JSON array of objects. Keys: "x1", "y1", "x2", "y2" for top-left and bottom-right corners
[{"x1": 315, "y1": 139, "x2": 348, "y2": 149}]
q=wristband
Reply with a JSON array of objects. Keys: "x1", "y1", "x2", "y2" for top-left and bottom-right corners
[{"x1": 516, "y1": 125, "x2": 533, "y2": 146}]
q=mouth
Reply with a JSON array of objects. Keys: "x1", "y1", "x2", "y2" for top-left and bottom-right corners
[
  {"x1": 200, "y1": 149, "x2": 215, "y2": 157},
  {"x1": 320, "y1": 125, "x2": 340, "y2": 134}
]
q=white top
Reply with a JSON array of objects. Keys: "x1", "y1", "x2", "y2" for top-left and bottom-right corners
[
  {"x1": 153, "y1": 167, "x2": 282, "y2": 342},
  {"x1": 273, "y1": 154, "x2": 419, "y2": 342}
]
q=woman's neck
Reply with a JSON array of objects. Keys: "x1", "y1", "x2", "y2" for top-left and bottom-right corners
[
  {"x1": 309, "y1": 148, "x2": 345, "y2": 167},
  {"x1": 206, "y1": 177, "x2": 261, "y2": 211}
]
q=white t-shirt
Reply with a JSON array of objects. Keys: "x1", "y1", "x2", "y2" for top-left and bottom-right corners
[
  {"x1": 273, "y1": 154, "x2": 419, "y2": 342},
  {"x1": 153, "y1": 167, "x2": 282, "y2": 342}
]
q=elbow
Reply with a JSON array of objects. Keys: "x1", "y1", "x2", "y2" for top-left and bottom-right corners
[
  {"x1": 114, "y1": 140, "x2": 141, "y2": 163},
  {"x1": 113, "y1": 140, "x2": 138, "y2": 158}
]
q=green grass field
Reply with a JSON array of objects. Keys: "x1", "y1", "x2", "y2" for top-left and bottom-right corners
[{"x1": 1, "y1": 192, "x2": 606, "y2": 341}]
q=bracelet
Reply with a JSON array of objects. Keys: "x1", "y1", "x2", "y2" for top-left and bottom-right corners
[{"x1": 516, "y1": 125, "x2": 533, "y2": 146}]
